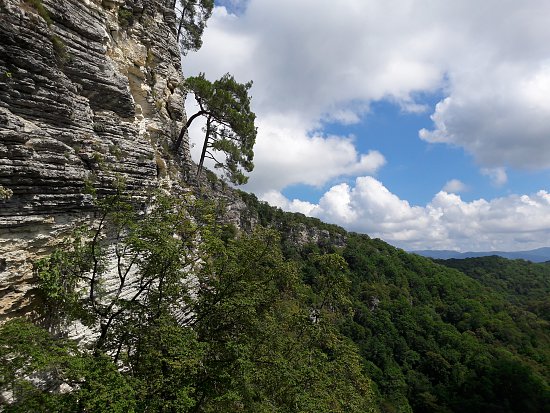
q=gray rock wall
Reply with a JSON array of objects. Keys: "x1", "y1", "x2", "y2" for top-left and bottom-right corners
[{"x1": 0, "y1": 0, "x2": 191, "y2": 318}]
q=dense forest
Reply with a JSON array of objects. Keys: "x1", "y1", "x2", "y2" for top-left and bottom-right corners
[
  {"x1": 1, "y1": 190, "x2": 549, "y2": 412},
  {"x1": 434, "y1": 256, "x2": 550, "y2": 322},
  {"x1": 0, "y1": 191, "x2": 376, "y2": 412},
  {"x1": 240, "y1": 192, "x2": 550, "y2": 413}
]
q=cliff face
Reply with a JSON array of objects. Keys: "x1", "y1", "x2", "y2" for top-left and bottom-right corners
[{"x1": 0, "y1": 0, "x2": 190, "y2": 318}]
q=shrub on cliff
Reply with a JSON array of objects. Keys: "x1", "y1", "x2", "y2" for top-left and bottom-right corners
[{"x1": 0, "y1": 192, "x2": 377, "y2": 412}]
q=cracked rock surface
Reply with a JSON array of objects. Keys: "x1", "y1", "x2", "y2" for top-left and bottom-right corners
[{"x1": 0, "y1": 0, "x2": 191, "y2": 318}]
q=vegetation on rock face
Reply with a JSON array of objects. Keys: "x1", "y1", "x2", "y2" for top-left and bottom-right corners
[
  {"x1": 237, "y1": 190, "x2": 347, "y2": 237},
  {"x1": 117, "y1": 7, "x2": 134, "y2": 28},
  {"x1": 1, "y1": 189, "x2": 549, "y2": 412},
  {"x1": 22, "y1": 0, "x2": 52, "y2": 25},
  {"x1": 174, "y1": 0, "x2": 214, "y2": 55},
  {"x1": 175, "y1": 73, "x2": 257, "y2": 185},
  {"x1": 50, "y1": 35, "x2": 69, "y2": 65},
  {"x1": 0, "y1": 191, "x2": 376, "y2": 412}
]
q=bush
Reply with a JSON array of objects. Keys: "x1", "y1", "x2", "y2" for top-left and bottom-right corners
[
  {"x1": 23, "y1": 0, "x2": 52, "y2": 25},
  {"x1": 118, "y1": 7, "x2": 134, "y2": 28},
  {"x1": 50, "y1": 35, "x2": 69, "y2": 64}
]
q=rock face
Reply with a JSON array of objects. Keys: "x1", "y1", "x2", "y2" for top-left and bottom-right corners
[{"x1": 0, "y1": 0, "x2": 191, "y2": 318}]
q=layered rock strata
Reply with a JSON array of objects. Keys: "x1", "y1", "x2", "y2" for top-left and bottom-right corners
[{"x1": 0, "y1": 0, "x2": 190, "y2": 318}]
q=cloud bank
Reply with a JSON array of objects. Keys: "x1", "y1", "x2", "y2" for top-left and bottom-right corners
[
  {"x1": 184, "y1": 0, "x2": 550, "y2": 250},
  {"x1": 188, "y1": 1, "x2": 550, "y2": 177},
  {"x1": 268, "y1": 177, "x2": 550, "y2": 251}
]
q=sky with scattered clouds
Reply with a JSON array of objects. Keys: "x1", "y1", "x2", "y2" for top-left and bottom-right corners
[{"x1": 184, "y1": 0, "x2": 550, "y2": 252}]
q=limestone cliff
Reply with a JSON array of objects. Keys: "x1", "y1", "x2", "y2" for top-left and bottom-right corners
[{"x1": 0, "y1": 0, "x2": 191, "y2": 318}]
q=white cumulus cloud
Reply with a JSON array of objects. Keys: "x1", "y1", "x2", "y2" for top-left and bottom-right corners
[
  {"x1": 260, "y1": 189, "x2": 317, "y2": 215},
  {"x1": 183, "y1": 0, "x2": 550, "y2": 251},
  {"x1": 244, "y1": 117, "x2": 386, "y2": 192},
  {"x1": 481, "y1": 167, "x2": 508, "y2": 187},
  {"x1": 442, "y1": 179, "x2": 468, "y2": 193},
  {"x1": 186, "y1": 0, "x2": 550, "y2": 184},
  {"x1": 419, "y1": 63, "x2": 550, "y2": 170},
  {"x1": 266, "y1": 177, "x2": 550, "y2": 251}
]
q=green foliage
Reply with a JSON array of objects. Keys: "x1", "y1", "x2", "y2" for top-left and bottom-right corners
[
  {"x1": 176, "y1": 0, "x2": 214, "y2": 55},
  {"x1": 130, "y1": 316, "x2": 202, "y2": 411},
  {"x1": 50, "y1": 35, "x2": 70, "y2": 65},
  {"x1": 22, "y1": 0, "x2": 52, "y2": 25},
  {"x1": 117, "y1": 7, "x2": 134, "y2": 28},
  {"x1": 0, "y1": 184, "x2": 13, "y2": 199},
  {"x1": 340, "y1": 234, "x2": 550, "y2": 413},
  {"x1": 3, "y1": 192, "x2": 377, "y2": 412},
  {"x1": 92, "y1": 121, "x2": 106, "y2": 132},
  {"x1": 435, "y1": 256, "x2": 550, "y2": 321},
  {"x1": 7, "y1": 187, "x2": 550, "y2": 412},
  {"x1": 309, "y1": 253, "x2": 353, "y2": 321},
  {"x1": 0, "y1": 319, "x2": 136, "y2": 412},
  {"x1": 237, "y1": 190, "x2": 346, "y2": 238},
  {"x1": 176, "y1": 73, "x2": 257, "y2": 185},
  {"x1": 222, "y1": 192, "x2": 550, "y2": 412},
  {"x1": 191, "y1": 227, "x2": 377, "y2": 412},
  {"x1": 34, "y1": 233, "x2": 92, "y2": 327}
]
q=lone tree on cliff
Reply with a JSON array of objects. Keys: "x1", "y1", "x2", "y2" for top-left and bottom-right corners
[
  {"x1": 174, "y1": 0, "x2": 214, "y2": 55},
  {"x1": 174, "y1": 73, "x2": 257, "y2": 185}
]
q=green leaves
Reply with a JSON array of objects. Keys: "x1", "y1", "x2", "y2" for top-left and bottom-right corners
[
  {"x1": 310, "y1": 253, "x2": 353, "y2": 318},
  {"x1": 34, "y1": 230, "x2": 96, "y2": 327},
  {"x1": 131, "y1": 316, "x2": 203, "y2": 412},
  {"x1": 5, "y1": 192, "x2": 378, "y2": 412},
  {"x1": 179, "y1": 73, "x2": 257, "y2": 185},
  {"x1": 190, "y1": 228, "x2": 376, "y2": 412},
  {"x1": 26, "y1": 191, "x2": 550, "y2": 412},
  {"x1": 0, "y1": 319, "x2": 136, "y2": 412},
  {"x1": 176, "y1": 0, "x2": 214, "y2": 55},
  {"x1": 341, "y1": 233, "x2": 550, "y2": 413}
]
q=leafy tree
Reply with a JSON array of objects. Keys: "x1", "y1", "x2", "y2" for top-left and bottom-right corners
[
  {"x1": 174, "y1": 73, "x2": 257, "y2": 185},
  {"x1": 174, "y1": 0, "x2": 214, "y2": 55},
  {"x1": 0, "y1": 319, "x2": 136, "y2": 412},
  {"x1": 226, "y1": 196, "x2": 550, "y2": 413},
  {"x1": 2, "y1": 192, "x2": 377, "y2": 412},
  {"x1": 190, "y1": 227, "x2": 377, "y2": 412},
  {"x1": 34, "y1": 192, "x2": 202, "y2": 358},
  {"x1": 308, "y1": 253, "x2": 353, "y2": 323},
  {"x1": 8, "y1": 185, "x2": 550, "y2": 413}
]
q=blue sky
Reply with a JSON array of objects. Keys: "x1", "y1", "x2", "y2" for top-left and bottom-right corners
[
  {"x1": 184, "y1": 0, "x2": 550, "y2": 252},
  {"x1": 289, "y1": 96, "x2": 550, "y2": 207}
]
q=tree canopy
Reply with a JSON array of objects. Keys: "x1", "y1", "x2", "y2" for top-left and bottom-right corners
[
  {"x1": 175, "y1": 0, "x2": 214, "y2": 55},
  {"x1": 175, "y1": 73, "x2": 257, "y2": 185},
  {"x1": 2, "y1": 190, "x2": 549, "y2": 412},
  {"x1": 237, "y1": 192, "x2": 550, "y2": 413},
  {"x1": 0, "y1": 191, "x2": 376, "y2": 412}
]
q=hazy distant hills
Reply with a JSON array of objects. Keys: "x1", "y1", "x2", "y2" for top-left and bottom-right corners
[{"x1": 412, "y1": 247, "x2": 550, "y2": 263}]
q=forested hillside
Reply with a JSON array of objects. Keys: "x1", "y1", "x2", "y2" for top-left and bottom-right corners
[
  {"x1": 1, "y1": 191, "x2": 549, "y2": 412},
  {"x1": 341, "y1": 238, "x2": 549, "y2": 412},
  {"x1": 0, "y1": 191, "x2": 377, "y2": 412},
  {"x1": 435, "y1": 256, "x2": 550, "y2": 321},
  {"x1": 241, "y1": 192, "x2": 550, "y2": 413}
]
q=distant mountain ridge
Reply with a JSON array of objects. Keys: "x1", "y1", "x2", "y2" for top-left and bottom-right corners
[{"x1": 412, "y1": 247, "x2": 550, "y2": 263}]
